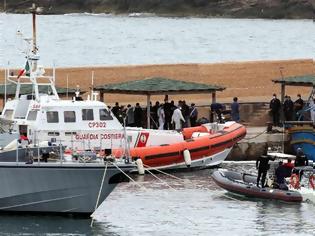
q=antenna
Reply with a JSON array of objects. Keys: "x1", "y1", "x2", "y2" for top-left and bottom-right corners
[
  {"x1": 91, "y1": 71, "x2": 94, "y2": 98},
  {"x1": 29, "y1": 3, "x2": 43, "y2": 71},
  {"x1": 66, "y1": 74, "x2": 69, "y2": 99}
]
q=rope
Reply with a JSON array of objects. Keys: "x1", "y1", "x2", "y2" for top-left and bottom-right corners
[
  {"x1": 91, "y1": 161, "x2": 108, "y2": 227},
  {"x1": 145, "y1": 168, "x2": 177, "y2": 191},
  {"x1": 243, "y1": 130, "x2": 267, "y2": 140},
  {"x1": 143, "y1": 164, "x2": 183, "y2": 181},
  {"x1": 111, "y1": 162, "x2": 198, "y2": 226},
  {"x1": 112, "y1": 162, "x2": 143, "y2": 189}
]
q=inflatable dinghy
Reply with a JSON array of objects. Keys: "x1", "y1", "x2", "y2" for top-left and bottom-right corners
[{"x1": 212, "y1": 169, "x2": 302, "y2": 203}]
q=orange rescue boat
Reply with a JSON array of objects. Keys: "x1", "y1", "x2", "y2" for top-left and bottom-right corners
[{"x1": 115, "y1": 121, "x2": 246, "y2": 170}]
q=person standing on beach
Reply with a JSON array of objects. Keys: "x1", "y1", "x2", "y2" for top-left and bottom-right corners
[
  {"x1": 294, "y1": 94, "x2": 304, "y2": 120},
  {"x1": 157, "y1": 104, "x2": 165, "y2": 130},
  {"x1": 283, "y1": 95, "x2": 294, "y2": 121},
  {"x1": 189, "y1": 103, "x2": 198, "y2": 127},
  {"x1": 163, "y1": 99, "x2": 172, "y2": 130},
  {"x1": 172, "y1": 106, "x2": 185, "y2": 131},
  {"x1": 111, "y1": 102, "x2": 121, "y2": 120},
  {"x1": 126, "y1": 104, "x2": 135, "y2": 127},
  {"x1": 231, "y1": 97, "x2": 240, "y2": 122},
  {"x1": 210, "y1": 102, "x2": 223, "y2": 123},
  {"x1": 181, "y1": 100, "x2": 190, "y2": 127},
  {"x1": 269, "y1": 93, "x2": 281, "y2": 126},
  {"x1": 134, "y1": 103, "x2": 143, "y2": 127},
  {"x1": 152, "y1": 101, "x2": 160, "y2": 129}
]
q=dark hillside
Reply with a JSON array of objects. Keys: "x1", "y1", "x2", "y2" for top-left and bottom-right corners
[{"x1": 2, "y1": 0, "x2": 315, "y2": 19}]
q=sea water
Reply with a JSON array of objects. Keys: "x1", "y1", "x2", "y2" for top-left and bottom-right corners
[
  {"x1": 1, "y1": 14, "x2": 315, "y2": 235},
  {"x1": 0, "y1": 162, "x2": 314, "y2": 235},
  {"x1": 1, "y1": 14, "x2": 314, "y2": 68}
]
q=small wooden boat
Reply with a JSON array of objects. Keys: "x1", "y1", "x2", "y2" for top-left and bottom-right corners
[{"x1": 212, "y1": 169, "x2": 303, "y2": 202}]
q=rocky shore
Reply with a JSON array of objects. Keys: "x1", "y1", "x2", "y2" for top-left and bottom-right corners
[{"x1": 2, "y1": 0, "x2": 315, "y2": 19}]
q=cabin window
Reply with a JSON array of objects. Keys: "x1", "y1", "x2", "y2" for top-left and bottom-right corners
[
  {"x1": 99, "y1": 109, "x2": 113, "y2": 120},
  {"x1": 27, "y1": 110, "x2": 38, "y2": 121},
  {"x1": 48, "y1": 132, "x2": 60, "y2": 136},
  {"x1": 65, "y1": 132, "x2": 76, "y2": 136},
  {"x1": 3, "y1": 109, "x2": 13, "y2": 119},
  {"x1": 46, "y1": 111, "x2": 59, "y2": 123},
  {"x1": 82, "y1": 109, "x2": 94, "y2": 120},
  {"x1": 26, "y1": 95, "x2": 35, "y2": 100},
  {"x1": 64, "y1": 111, "x2": 76, "y2": 123}
]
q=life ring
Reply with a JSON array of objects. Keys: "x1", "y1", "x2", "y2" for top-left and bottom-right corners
[
  {"x1": 290, "y1": 174, "x2": 300, "y2": 189},
  {"x1": 309, "y1": 174, "x2": 315, "y2": 189}
]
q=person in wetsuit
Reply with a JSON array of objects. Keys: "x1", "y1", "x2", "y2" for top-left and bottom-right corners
[
  {"x1": 256, "y1": 155, "x2": 274, "y2": 188},
  {"x1": 294, "y1": 148, "x2": 308, "y2": 180}
]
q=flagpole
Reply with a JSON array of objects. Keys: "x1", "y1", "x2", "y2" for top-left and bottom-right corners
[
  {"x1": 4, "y1": 61, "x2": 9, "y2": 106},
  {"x1": 31, "y1": 4, "x2": 37, "y2": 54},
  {"x1": 91, "y1": 71, "x2": 94, "y2": 99},
  {"x1": 66, "y1": 74, "x2": 69, "y2": 99},
  {"x1": 30, "y1": 4, "x2": 43, "y2": 71},
  {"x1": 53, "y1": 61, "x2": 56, "y2": 84},
  {"x1": 4, "y1": 66, "x2": 6, "y2": 107}
]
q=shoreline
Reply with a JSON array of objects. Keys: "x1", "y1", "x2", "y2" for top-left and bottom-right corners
[
  {"x1": 1, "y1": 11, "x2": 314, "y2": 20},
  {"x1": 1, "y1": 59, "x2": 314, "y2": 106},
  {"x1": 2, "y1": 0, "x2": 315, "y2": 19}
]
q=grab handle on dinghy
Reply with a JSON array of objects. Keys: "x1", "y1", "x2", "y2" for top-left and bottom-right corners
[
  {"x1": 290, "y1": 174, "x2": 300, "y2": 189},
  {"x1": 309, "y1": 174, "x2": 315, "y2": 189}
]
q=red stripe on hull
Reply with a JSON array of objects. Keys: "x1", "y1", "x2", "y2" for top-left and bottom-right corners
[{"x1": 130, "y1": 123, "x2": 246, "y2": 168}]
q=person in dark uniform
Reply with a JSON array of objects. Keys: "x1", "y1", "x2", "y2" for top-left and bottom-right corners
[
  {"x1": 151, "y1": 101, "x2": 160, "y2": 129},
  {"x1": 256, "y1": 154, "x2": 275, "y2": 188},
  {"x1": 163, "y1": 100, "x2": 172, "y2": 130},
  {"x1": 181, "y1": 100, "x2": 190, "y2": 128},
  {"x1": 210, "y1": 102, "x2": 223, "y2": 123},
  {"x1": 134, "y1": 103, "x2": 143, "y2": 128},
  {"x1": 231, "y1": 97, "x2": 240, "y2": 122},
  {"x1": 111, "y1": 102, "x2": 121, "y2": 120},
  {"x1": 283, "y1": 95, "x2": 294, "y2": 121},
  {"x1": 269, "y1": 93, "x2": 281, "y2": 126},
  {"x1": 294, "y1": 94, "x2": 304, "y2": 120},
  {"x1": 295, "y1": 148, "x2": 308, "y2": 167},
  {"x1": 294, "y1": 147, "x2": 308, "y2": 180},
  {"x1": 189, "y1": 103, "x2": 198, "y2": 127}
]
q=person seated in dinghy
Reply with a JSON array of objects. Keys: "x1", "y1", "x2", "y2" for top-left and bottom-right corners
[
  {"x1": 274, "y1": 161, "x2": 289, "y2": 190},
  {"x1": 256, "y1": 154, "x2": 275, "y2": 188}
]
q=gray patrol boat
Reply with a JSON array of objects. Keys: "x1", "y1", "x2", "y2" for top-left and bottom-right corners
[{"x1": 0, "y1": 161, "x2": 134, "y2": 214}]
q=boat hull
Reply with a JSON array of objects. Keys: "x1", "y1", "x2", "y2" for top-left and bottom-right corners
[
  {"x1": 212, "y1": 169, "x2": 302, "y2": 203},
  {"x1": 145, "y1": 147, "x2": 232, "y2": 170},
  {"x1": 129, "y1": 122, "x2": 246, "y2": 170},
  {"x1": 0, "y1": 162, "x2": 132, "y2": 214},
  {"x1": 289, "y1": 125, "x2": 315, "y2": 161}
]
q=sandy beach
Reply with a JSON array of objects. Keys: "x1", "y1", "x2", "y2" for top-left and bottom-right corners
[{"x1": 1, "y1": 59, "x2": 314, "y2": 106}]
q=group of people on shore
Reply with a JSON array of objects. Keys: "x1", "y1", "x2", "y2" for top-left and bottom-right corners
[
  {"x1": 109, "y1": 100, "x2": 199, "y2": 130},
  {"x1": 209, "y1": 97, "x2": 240, "y2": 123},
  {"x1": 110, "y1": 96, "x2": 241, "y2": 130},
  {"x1": 269, "y1": 93, "x2": 305, "y2": 126}
]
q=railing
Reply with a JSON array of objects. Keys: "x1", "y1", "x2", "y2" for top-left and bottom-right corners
[{"x1": 12, "y1": 129, "x2": 131, "y2": 165}]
